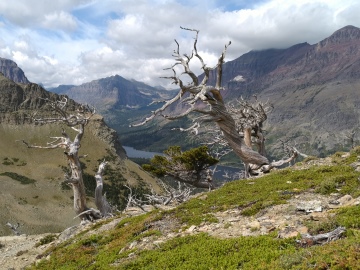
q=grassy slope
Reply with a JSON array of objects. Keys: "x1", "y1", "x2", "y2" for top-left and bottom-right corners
[
  {"x1": 0, "y1": 120, "x2": 160, "y2": 236},
  {"x1": 29, "y1": 148, "x2": 360, "y2": 269}
]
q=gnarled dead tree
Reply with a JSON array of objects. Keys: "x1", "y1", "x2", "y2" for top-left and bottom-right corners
[
  {"x1": 95, "y1": 160, "x2": 113, "y2": 217},
  {"x1": 125, "y1": 181, "x2": 193, "y2": 212},
  {"x1": 144, "y1": 181, "x2": 194, "y2": 205},
  {"x1": 132, "y1": 27, "x2": 300, "y2": 176},
  {"x1": 20, "y1": 97, "x2": 102, "y2": 221}
]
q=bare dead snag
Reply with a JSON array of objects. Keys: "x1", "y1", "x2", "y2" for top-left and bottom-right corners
[
  {"x1": 19, "y1": 97, "x2": 102, "y2": 222},
  {"x1": 127, "y1": 181, "x2": 193, "y2": 209},
  {"x1": 132, "y1": 27, "x2": 302, "y2": 177},
  {"x1": 124, "y1": 185, "x2": 147, "y2": 212},
  {"x1": 150, "y1": 181, "x2": 193, "y2": 205},
  {"x1": 95, "y1": 161, "x2": 113, "y2": 217}
]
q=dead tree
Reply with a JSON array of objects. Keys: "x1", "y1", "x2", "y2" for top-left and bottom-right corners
[
  {"x1": 20, "y1": 97, "x2": 102, "y2": 221},
  {"x1": 95, "y1": 160, "x2": 113, "y2": 217},
  {"x1": 124, "y1": 185, "x2": 147, "y2": 212},
  {"x1": 125, "y1": 181, "x2": 193, "y2": 212},
  {"x1": 132, "y1": 27, "x2": 299, "y2": 176},
  {"x1": 144, "y1": 181, "x2": 193, "y2": 205}
]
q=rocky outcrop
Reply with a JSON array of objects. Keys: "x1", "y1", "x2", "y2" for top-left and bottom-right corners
[
  {"x1": 0, "y1": 58, "x2": 30, "y2": 84},
  {"x1": 0, "y1": 73, "x2": 76, "y2": 125}
]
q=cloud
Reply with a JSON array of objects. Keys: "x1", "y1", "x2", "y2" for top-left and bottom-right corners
[
  {"x1": 0, "y1": 0, "x2": 91, "y2": 31},
  {"x1": 0, "y1": 0, "x2": 359, "y2": 89},
  {"x1": 42, "y1": 11, "x2": 78, "y2": 32}
]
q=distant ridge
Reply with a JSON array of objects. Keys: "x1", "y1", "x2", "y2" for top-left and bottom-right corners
[{"x1": 49, "y1": 75, "x2": 177, "y2": 114}]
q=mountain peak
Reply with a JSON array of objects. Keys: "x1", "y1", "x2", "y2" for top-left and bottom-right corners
[
  {"x1": 0, "y1": 57, "x2": 30, "y2": 84},
  {"x1": 317, "y1": 25, "x2": 360, "y2": 49}
]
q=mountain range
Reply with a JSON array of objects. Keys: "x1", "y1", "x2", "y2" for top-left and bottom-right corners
[
  {"x1": 48, "y1": 25, "x2": 360, "y2": 159},
  {"x1": 49, "y1": 75, "x2": 177, "y2": 113}
]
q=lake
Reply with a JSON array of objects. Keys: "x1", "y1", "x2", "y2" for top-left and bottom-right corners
[{"x1": 123, "y1": 146, "x2": 162, "y2": 159}]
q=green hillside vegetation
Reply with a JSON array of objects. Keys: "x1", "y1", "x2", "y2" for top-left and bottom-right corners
[{"x1": 29, "y1": 147, "x2": 360, "y2": 269}]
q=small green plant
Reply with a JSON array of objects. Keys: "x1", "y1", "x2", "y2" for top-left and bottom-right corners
[
  {"x1": 2, "y1": 157, "x2": 14, "y2": 165},
  {"x1": 2, "y1": 157, "x2": 27, "y2": 166},
  {"x1": 304, "y1": 218, "x2": 338, "y2": 235},
  {"x1": 335, "y1": 205, "x2": 360, "y2": 229},
  {"x1": 35, "y1": 234, "x2": 58, "y2": 247},
  {"x1": 278, "y1": 251, "x2": 307, "y2": 269}
]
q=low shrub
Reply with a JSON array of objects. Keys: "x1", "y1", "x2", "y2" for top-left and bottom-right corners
[{"x1": 0, "y1": 172, "x2": 36, "y2": 184}]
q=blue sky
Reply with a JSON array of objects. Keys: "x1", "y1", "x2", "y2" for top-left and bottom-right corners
[{"x1": 0, "y1": 0, "x2": 359, "y2": 89}]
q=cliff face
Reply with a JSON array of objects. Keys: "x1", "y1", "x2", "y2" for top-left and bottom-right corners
[{"x1": 0, "y1": 58, "x2": 30, "y2": 84}]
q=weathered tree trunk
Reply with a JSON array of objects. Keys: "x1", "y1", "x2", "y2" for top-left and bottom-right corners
[
  {"x1": 21, "y1": 98, "x2": 102, "y2": 221},
  {"x1": 65, "y1": 128, "x2": 89, "y2": 217},
  {"x1": 204, "y1": 90, "x2": 269, "y2": 166},
  {"x1": 94, "y1": 161, "x2": 113, "y2": 217},
  {"x1": 243, "y1": 128, "x2": 252, "y2": 148}
]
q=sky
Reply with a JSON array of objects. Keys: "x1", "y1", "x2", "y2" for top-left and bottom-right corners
[{"x1": 0, "y1": 0, "x2": 359, "y2": 89}]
